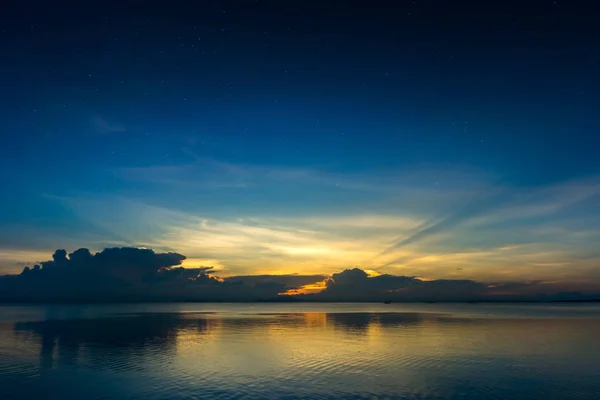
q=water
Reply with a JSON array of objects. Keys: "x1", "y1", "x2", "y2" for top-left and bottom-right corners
[{"x1": 1, "y1": 303, "x2": 599, "y2": 399}]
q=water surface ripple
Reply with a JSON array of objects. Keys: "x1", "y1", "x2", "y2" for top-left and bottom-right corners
[{"x1": 1, "y1": 303, "x2": 599, "y2": 399}]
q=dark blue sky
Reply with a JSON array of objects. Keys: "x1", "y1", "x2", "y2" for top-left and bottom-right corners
[{"x1": 1, "y1": 0, "x2": 599, "y2": 285}]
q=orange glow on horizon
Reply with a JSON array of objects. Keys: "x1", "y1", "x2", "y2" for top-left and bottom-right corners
[
  {"x1": 279, "y1": 278, "x2": 330, "y2": 296},
  {"x1": 414, "y1": 276, "x2": 436, "y2": 281}
]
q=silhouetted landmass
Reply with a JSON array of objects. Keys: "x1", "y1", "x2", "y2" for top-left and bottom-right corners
[
  {"x1": 552, "y1": 299, "x2": 600, "y2": 303},
  {"x1": 1, "y1": 247, "x2": 599, "y2": 303}
]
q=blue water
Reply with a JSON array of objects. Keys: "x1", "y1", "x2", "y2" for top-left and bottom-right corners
[{"x1": 1, "y1": 303, "x2": 599, "y2": 399}]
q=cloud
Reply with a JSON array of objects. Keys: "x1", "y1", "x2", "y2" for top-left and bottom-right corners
[
  {"x1": 224, "y1": 274, "x2": 327, "y2": 288},
  {"x1": 378, "y1": 186, "x2": 509, "y2": 255},
  {"x1": 115, "y1": 157, "x2": 492, "y2": 212},
  {"x1": 371, "y1": 176, "x2": 600, "y2": 282},
  {"x1": 0, "y1": 247, "x2": 328, "y2": 302},
  {"x1": 20, "y1": 247, "x2": 185, "y2": 282},
  {"x1": 310, "y1": 268, "x2": 485, "y2": 301},
  {"x1": 2, "y1": 247, "x2": 185, "y2": 302},
  {"x1": 0, "y1": 249, "x2": 56, "y2": 275},
  {"x1": 4, "y1": 160, "x2": 600, "y2": 284},
  {"x1": 3, "y1": 248, "x2": 599, "y2": 303},
  {"x1": 91, "y1": 114, "x2": 126, "y2": 134},
  {"x1": 40, "y1": 195, "x2": 408, "y2": 276},
  {"x1": 304, "y1": 268, "x2": 600, "y2": 302},
  {"x1": 17, "y1": 171, "x2": 600, "y2": 284}
]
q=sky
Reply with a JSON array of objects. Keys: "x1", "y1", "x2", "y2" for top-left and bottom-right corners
[{"x1": 1, "y1": 1, "x2": 599, "y2": 293}]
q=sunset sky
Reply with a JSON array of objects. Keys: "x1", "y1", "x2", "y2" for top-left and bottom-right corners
[{"x1": 1, "y1": 1, "x2": 599, "y2": 289}]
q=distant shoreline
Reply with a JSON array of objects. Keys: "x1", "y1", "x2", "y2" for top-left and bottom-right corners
[{"x1": 1, "y1": 299, "x2": 599, "y2": 305}]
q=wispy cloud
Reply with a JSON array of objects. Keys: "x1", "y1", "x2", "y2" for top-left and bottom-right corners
[
  {"x1": 91, "y1": 114, "x2": 126, "y2": 134},
  {"x1": 117, "y1": 156, "x2": 492, "y2": 195},
  {"x1": 2, "y1": 160, "x2": 599, "y2": 285},
  {"x1": 378, "y1": 186, "x2": 509, "y2": 256}
]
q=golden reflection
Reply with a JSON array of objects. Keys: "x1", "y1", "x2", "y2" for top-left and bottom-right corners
[
  {"x1": 6, "y1": 306, "x2": 600, "y2": 395},
  {"x1": 174, "y1": 317, "x2": 223, "y2": 357},
  {"x1": 366, "y1": 320, "x2": 384, "y2": 338},
  {"x1": 168, "y1": 312, "x2": 600, "y2": 368},
  {"x1": 303, "y1": 312, "x2": 327, "y2": 328}
]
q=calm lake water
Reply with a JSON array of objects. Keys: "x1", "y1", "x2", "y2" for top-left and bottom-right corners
[{"x1": 1, "y1": 303, "x2": 599, "y2": 399}]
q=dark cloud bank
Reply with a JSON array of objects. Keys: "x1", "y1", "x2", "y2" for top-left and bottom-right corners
[{"x1": 0, "y1": 247, "x2": 598, "y2": 303}]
